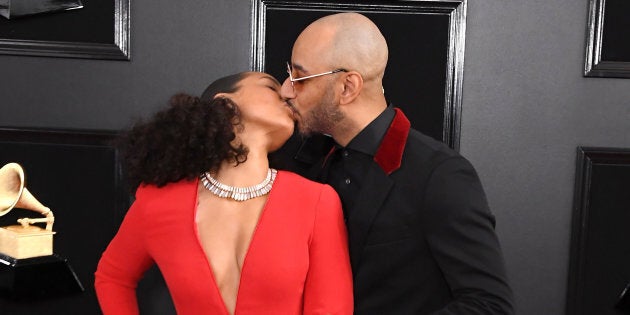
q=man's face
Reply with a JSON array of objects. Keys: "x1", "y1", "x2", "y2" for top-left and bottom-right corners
[{"x1": 280, "y1": 53, "x2": 345, "y2": 136}]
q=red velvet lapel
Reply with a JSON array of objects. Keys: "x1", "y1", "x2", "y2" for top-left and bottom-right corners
[{"x1": 373, "y1": 108, "x2": 410, "y2": 175}]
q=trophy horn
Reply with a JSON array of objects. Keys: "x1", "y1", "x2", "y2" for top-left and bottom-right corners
[
  {"x1": 0, "y1": 162, "x2": 26, "y2": 217},
  {"x1": 0, "y1": 163, "x2": 54, "y2": 231}
]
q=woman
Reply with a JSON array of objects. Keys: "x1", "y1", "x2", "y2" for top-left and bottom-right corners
[{"x1": 94, "y1": 72, "x2": 353, "y2": 315}]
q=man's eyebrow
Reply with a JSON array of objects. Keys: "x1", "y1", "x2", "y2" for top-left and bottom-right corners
[{"x1": 292, "y1": 63, "x2": 307, "y2": 73}]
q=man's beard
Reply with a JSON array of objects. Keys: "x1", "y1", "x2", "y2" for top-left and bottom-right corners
[{"x1": 298, "y1": 87, "x2": 344, "y2": 136}]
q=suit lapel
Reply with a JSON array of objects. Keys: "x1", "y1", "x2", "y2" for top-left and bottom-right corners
[
  {"x1": 347, "y1": 108, "x2": 410, "y2": 270},
  {"x1": 346, "y1": 163, "x2": 393, "y2": 271},
  {"x1": 373, "y1": 108, "x2": 410, "y2": 175},
  {"x1": 292, "y1": 108, "x2": 411, "y2": 270}
]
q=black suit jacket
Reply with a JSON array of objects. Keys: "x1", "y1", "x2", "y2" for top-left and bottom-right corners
[{"x1": 272, "y1": 109, "x2": 513, "y2": 314}]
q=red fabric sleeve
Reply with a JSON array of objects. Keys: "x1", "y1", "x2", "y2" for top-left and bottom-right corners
[
  {"x1": 303, "y1": 184, "x2": 354, "y2": 315},
  {"x1": 94, "y1": 188, "x2": 154, "y2": 315}
]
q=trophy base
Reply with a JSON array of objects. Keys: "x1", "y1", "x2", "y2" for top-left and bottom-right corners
[
  {"x1": 0, "y1": 253, "x2": 84, "y2": 299},
  {"x1": 0, "y1": 225, "x2": 55, "y2": 259}
]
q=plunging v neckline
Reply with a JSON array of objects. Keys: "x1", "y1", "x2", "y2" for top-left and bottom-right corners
[{"x1": 193, "y1": 173, "x2": 278, "y2": 315}]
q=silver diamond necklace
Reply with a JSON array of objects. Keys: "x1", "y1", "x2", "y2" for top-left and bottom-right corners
[{"x1": 200, "y1": 168, "x2": 277, "y2": 201}]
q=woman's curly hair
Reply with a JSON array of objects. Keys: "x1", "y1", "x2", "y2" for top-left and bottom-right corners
[{"x1": 119, "y1": 73, "x2": 249, "y2": 190}]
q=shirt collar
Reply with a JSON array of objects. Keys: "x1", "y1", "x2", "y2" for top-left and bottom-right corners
[{"x1": 344, "y1": 105, "x2": 396, "y2": 156}]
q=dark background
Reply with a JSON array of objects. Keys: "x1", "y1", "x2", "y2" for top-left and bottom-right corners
[
  {"x1": 264, "y1": 9, "x2": 448, "y2": 142},
  {"x1": 567, "y1": 148, "x2": 630, "y2": 315},
  {"x1": 601, "y1": 0, "x2": 630, "y2": 62},
  {"x1": 0, "y1": 130, "x2": 126, "y2": 314},
  {"x1": 0, "y1": 0, "x2": 113, "y2": 43}
]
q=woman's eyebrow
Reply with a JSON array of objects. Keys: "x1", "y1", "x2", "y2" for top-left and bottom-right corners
[{"x1": 259, "y1": 75, "x2": 281, "y2": 87}]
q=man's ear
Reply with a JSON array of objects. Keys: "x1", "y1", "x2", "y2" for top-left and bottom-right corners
[{"x1": 339, "y1": 71, "x2": 363, "y2": 105}]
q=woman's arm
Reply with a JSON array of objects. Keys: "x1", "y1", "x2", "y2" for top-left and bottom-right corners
[
  {"x1": 94, "y1": 190, "x2": 154, "y2": 315},
  {"x1": 303, "y1": 185, "x2": 354, "y2": 315}
]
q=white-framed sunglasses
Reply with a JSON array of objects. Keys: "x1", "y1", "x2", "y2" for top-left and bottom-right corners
[{"x1": 286, "y1": 62, "x2": 347, "y2": 91}]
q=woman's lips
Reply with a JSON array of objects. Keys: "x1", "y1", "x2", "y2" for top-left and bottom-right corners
[{"x1": 285, "y1": 101, "x2": 299, "y2": 121}]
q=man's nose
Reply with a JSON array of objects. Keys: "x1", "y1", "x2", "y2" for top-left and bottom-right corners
[{"x1": 280, "y1": 78, "x2": 295, "y2": 99}]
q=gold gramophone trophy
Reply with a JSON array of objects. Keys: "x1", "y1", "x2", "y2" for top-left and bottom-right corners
[{"x1": 0, "y1": 162, "x2": 83, "y2": 299}]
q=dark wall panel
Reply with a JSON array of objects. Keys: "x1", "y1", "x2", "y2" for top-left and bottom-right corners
[
  {"x1": 567, "y1": 147, "x2": 630, "y2": 315},
  {"x1": 0, "y1": 128, "x2": 129, "y2": 314},
  {"x1": 0, "y1": 128, "x2": 178, "y2": 314}
]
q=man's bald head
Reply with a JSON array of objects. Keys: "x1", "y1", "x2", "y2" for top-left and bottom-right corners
[{"x1": 293, "y1": 12, "x2": 388, "y2": 84}]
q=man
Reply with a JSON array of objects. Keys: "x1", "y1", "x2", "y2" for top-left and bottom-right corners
[{"x1": 277, "y1": 12, "x2": 514, "y2": 314}]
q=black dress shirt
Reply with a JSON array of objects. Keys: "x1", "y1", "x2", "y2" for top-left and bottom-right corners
[{"x1": 322, "y1": 106, "x2": 395, "y2": 219}]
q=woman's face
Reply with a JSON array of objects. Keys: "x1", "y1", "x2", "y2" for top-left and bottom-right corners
[{"x1": 226, "y1": 72, "x2": 297, "y2": 151}]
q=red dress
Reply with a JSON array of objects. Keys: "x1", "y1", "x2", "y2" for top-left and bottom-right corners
[{"x1": 95, "y1": 171, "x2": 353, "y2": 315}]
